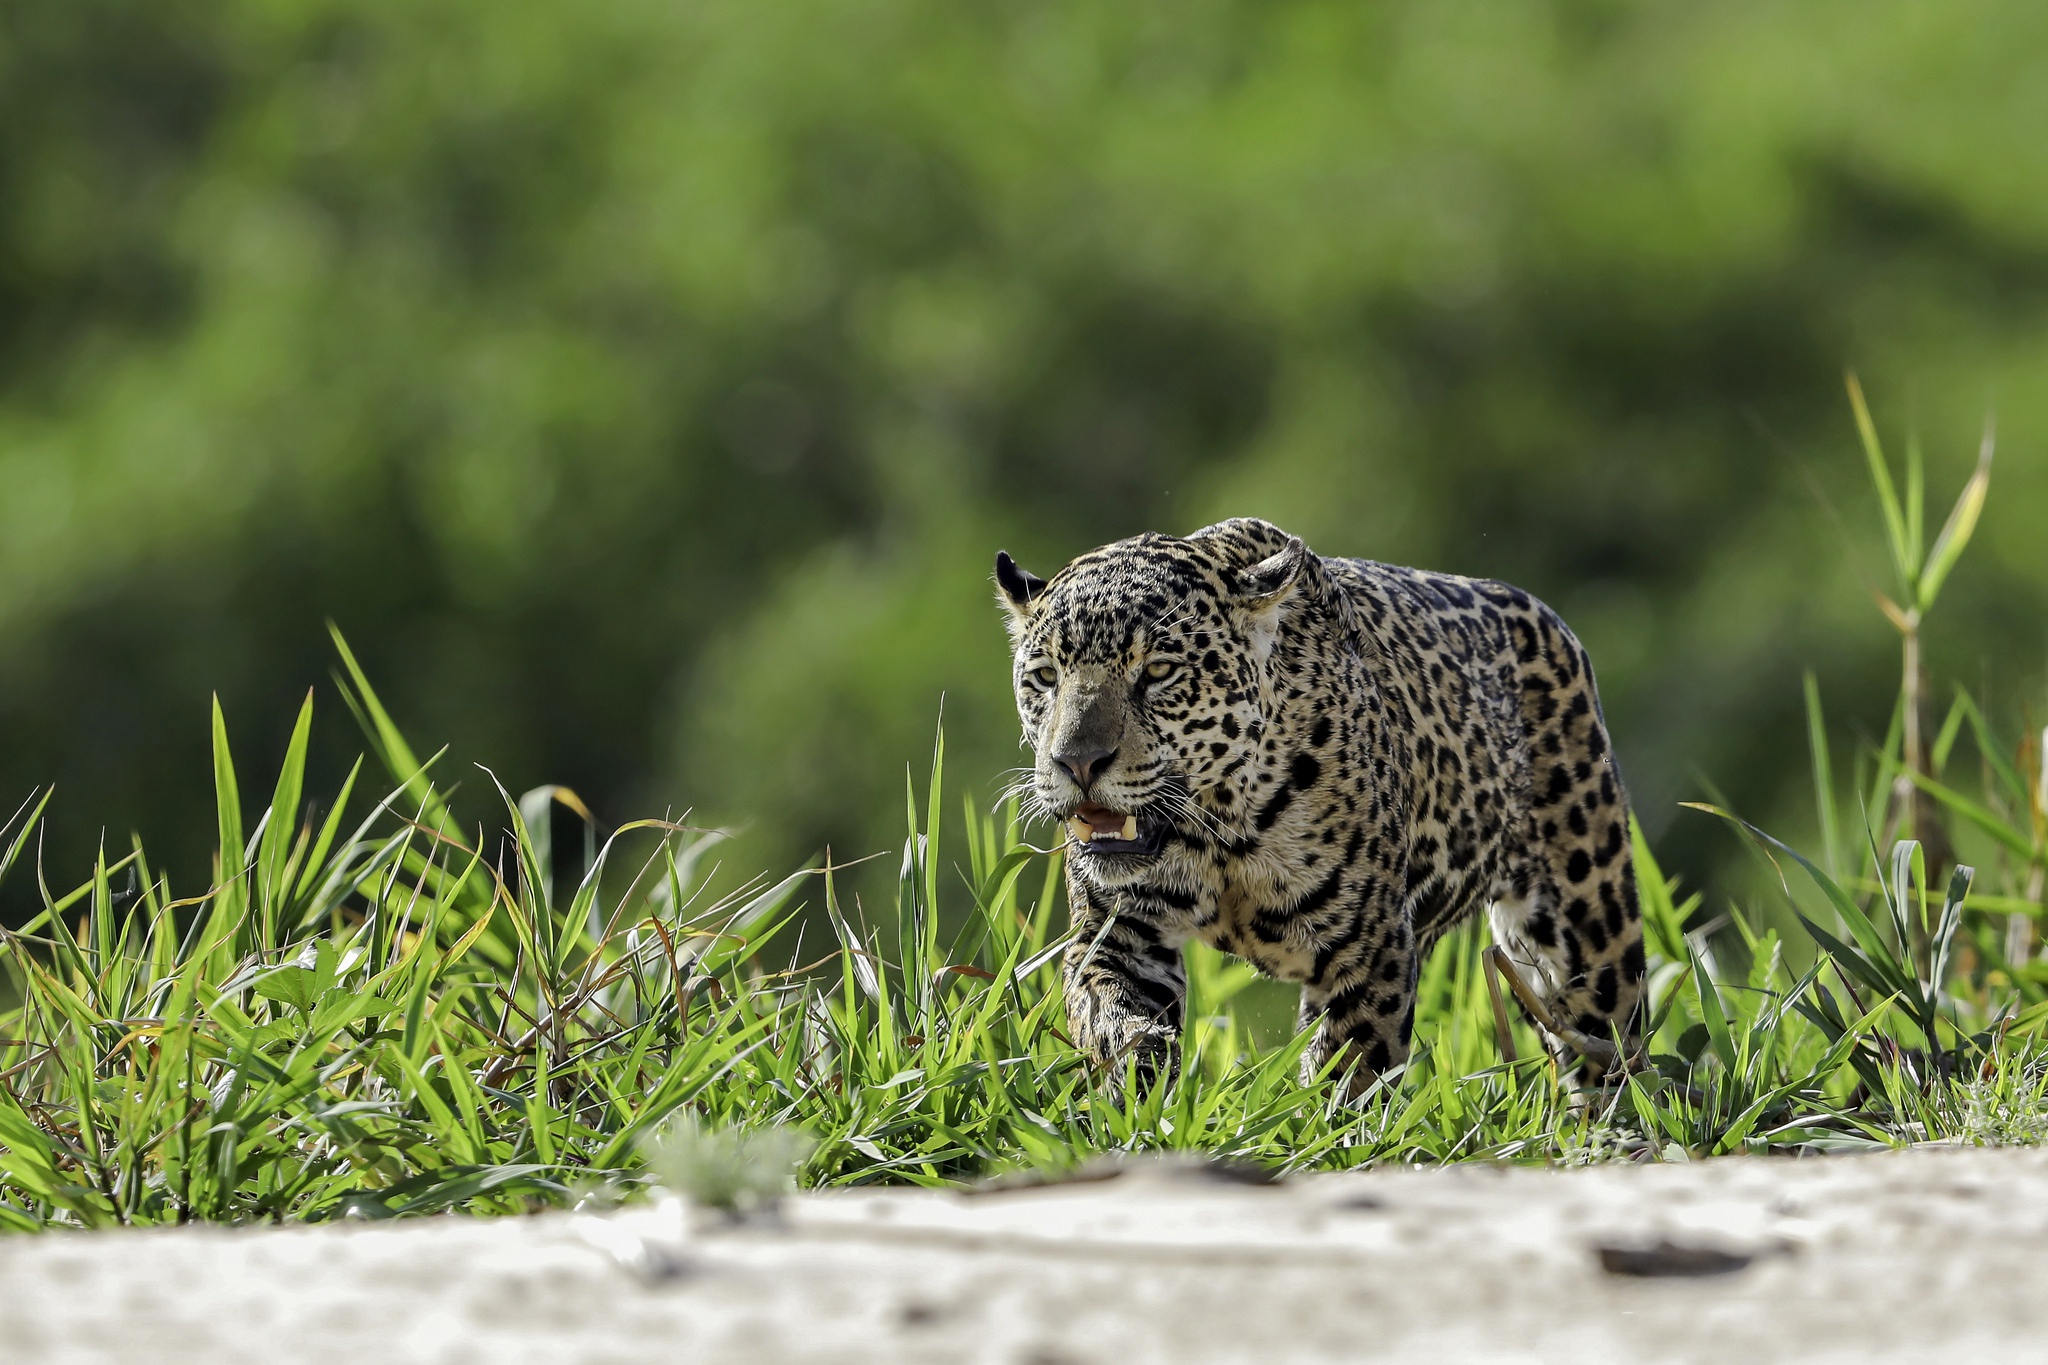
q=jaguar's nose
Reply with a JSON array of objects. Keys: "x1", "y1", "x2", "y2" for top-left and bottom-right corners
[{"x1": 1052, "y1": 747, "x2": 1116, "y2": 790}]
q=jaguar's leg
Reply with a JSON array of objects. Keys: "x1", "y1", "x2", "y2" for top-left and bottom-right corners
[
  {"x1": 1484, "y1": 598, "x2": 1647, "y2": 1084},
  {"x1": 1491, "y1": 742, "x2": 1645, "y2": 1082},
  {"x1": 1294, "y1": 915, "x2": 1418, "y2": 1102},
  {"x1": 1061, "y1": 871, "x2": 1190, "y2": 1093}
]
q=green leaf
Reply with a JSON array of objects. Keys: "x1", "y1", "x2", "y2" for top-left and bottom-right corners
[
  {"x1": 1951, "y1": 687, "x2": 2032, "y2": 806},
  {"x1": 1629, "y1": 817, "x2": 1690, "y2": 962},
  {"x1": 1927, "y1": 864, "x2": 1973, "y2": 993},
  {"x1": 252, "y1": 965, "x2": 319, "y2": 1015},
  {"x1": 1929, "y1": 691, "x2": 1969, "y2": 777},
  {"x1": 1917, "y1": 428, "x2": 1993, "y2": 614},
  {"x1": 1904, "y1": 429, "x2": 1925, "y2": 580},
  {"x1": 294, "y1": 755, "x2": 363, "y2": 912},
  {"x1": 1902, "y1": 768, "x2": 2038, "y2": 860},
  {"x1": 1795, "y1": 911, "x2": 1902, "y2": 999},
  {"x1": 1846, "y1": 372, "x2": 1913, "y2": 588},
  {"x1": 211, "y1": 694, "x2": 247, "y2": 926},
  {"x1": 1803, "y1": 672, "x2": 1841, "y2": 876},
  {"x1": 695, "y1": 867, "x2": 813, "y2": 976},
  {"x1": 309, "y1": 990, "x2": 405, "y2": 1033},
  {"x1": 0, "y1": 787, "x2": 53, "y2": 898},
  {"x1": 257, "y1": 691, "x2": 315, "y2": 929},
  {"x1": 1690, "y1": 950, "x2": 1737, "y2": 1072},
  {"x1": 328, "y1": 1165, "x2": 564, "y2": 1219},
  {"x1": 1684, "y1": 802, "x2": 1910, "y2": 990},
  {"x1": 329, "y1": 623, "x2": 451, "y2": 831},
  {"x1": 1884, "y1": 839, "x2": 1924, "y2": 963}
]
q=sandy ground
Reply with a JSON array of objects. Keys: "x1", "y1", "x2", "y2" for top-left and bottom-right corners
[{"x1": 4, "y1": 1145, "x2": 2045, "y2": 1364}]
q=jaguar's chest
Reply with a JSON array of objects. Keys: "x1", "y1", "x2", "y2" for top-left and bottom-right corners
[
  {"x1": 1193, "y1": 799, "x2": 1364, "y2": 972},
  {"x1": 1203, "y1": 874, "x2": 1323, "y2": 980}
]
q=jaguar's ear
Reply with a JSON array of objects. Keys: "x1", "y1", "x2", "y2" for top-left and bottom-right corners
[
  {"x1": 1236, "y1": 536, "x2": 1308, "y2": 603},
  {"x1": 1235, "y1": 536, "x2": 1307, "y2": 662},
  {"x1": 994, "y1": 551, "x2": 1049, "y2": 618}
]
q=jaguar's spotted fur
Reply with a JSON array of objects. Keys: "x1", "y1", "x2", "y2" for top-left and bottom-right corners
[{"x1": 995, "y1": 518, "x2": 1643, "y2": 1096}]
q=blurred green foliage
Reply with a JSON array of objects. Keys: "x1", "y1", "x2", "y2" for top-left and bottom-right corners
[{"x1": 2, "y1": 0, "x2": 2045, "y2": 902}]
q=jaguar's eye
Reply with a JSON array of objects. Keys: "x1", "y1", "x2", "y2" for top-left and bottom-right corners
[
  {"x1": 1144, "y1": 659, "x2": 1179, "y2": 683},
  {"x1": 1029, "y1": 664, "x2": 1058, "y2": 689}
]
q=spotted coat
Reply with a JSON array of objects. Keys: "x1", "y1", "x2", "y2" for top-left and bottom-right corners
[{"x1": 995, "y1": 518, "x2": 1644, "y2": 1095}]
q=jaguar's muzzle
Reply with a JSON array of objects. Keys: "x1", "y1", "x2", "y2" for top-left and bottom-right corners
[{"x1": 1065, "y1": 802, "x2": 1167, "y2": 858}]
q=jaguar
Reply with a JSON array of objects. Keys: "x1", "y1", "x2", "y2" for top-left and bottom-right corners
[{"x1": 994, "y1": 517, "x2": 1643, "y2": 1096}]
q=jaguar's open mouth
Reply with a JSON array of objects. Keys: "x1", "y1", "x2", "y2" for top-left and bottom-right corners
[{"x1": 1065, "y1": 802, "x2": 1164, "y2": 857}]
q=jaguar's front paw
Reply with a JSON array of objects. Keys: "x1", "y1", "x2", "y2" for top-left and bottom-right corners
[{"x1": 1094, "y1": 1023, "x2": 1181, "y2": 1099}]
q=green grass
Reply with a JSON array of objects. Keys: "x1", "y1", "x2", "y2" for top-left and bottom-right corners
[{"x1": 2, "y1": 390, "x2": 2045, "y2": 1229}]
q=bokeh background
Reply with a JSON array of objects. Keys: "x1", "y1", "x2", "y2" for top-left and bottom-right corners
[{"x1": 4, "y1": 0, "x2": 2045, "y2": 912}]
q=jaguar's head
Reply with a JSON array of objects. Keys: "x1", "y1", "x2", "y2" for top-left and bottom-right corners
[{"x1": 994, "y1": 521, "x2": 1310, "y2": 883}]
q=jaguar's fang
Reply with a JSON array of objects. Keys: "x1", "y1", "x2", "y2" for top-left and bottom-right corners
[{"x1": 1067, "y1": 805, "x2": 1144, "y2": 848}]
